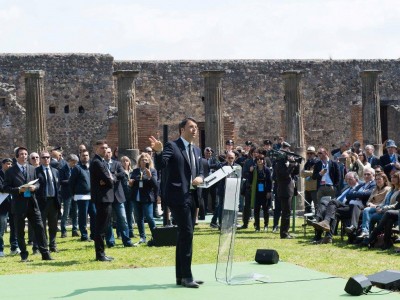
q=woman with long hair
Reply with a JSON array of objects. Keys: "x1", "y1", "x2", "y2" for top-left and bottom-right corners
[
  {"x1": 120, "y1": 156, "x2": 135, "y2": 238},
  {"x1": 357, "y1": 173, "x2": 391, "y2": 238},
  {"x1": 129, "y1": 153, "x2": 158, "y2": 245}
]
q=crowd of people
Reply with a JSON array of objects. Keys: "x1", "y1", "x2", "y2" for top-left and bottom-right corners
[
  {"x1": 0, "y1": 135, "x2": 399, "y2": 263},
  {"x1": 205, "y1": 137, "x2": 400, "y2": 251}
]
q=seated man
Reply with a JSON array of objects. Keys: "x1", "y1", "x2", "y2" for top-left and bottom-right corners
[
  {"x1": 309, "y1": 171, "x2": 360, "y2": 244},
  {"x1": 342, "y1": 167, "x2": 376, "y2": 240}
]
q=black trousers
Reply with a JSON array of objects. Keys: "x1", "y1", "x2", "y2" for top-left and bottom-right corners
[
  {"x1": 33, "y1": 198, "x2": 59, "y2": 250},
  {"x1": 169, "y1": 196, "x2": 196, "y2": 281},
  {"x1": 370, "y1": 210, "x2": 399, "y2": 248},
  {"x1": 278, "y1": 196, "x2": 291, "y2": 238},
  {"x1": 242, "y1": 188, "x2": 251, "y2": 226},
  {"x1": 202, "y1": 185, "x2": 217, "y2": 213},
  {"x1": 94, "y1": 202, "x2": 112, "y2": 258},
  {"x1": 14, "y1": 198, "x2": 49, "y2": 258}
]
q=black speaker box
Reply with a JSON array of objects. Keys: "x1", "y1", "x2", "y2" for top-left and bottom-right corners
[
  {"x1": 148, "y1": 226, "x2": 178, "y2": 247},
  {"x1": 344, "y1": 275, "x2": 372, "y2": 296},
  {"x1": 255, "y1": 249, "x2": 279, "y2": 264},
  {"x1": 367, "y1": 270, "x2": 400, "y2": 290}
]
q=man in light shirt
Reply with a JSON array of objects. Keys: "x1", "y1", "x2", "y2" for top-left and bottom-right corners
[{"x1": 309, "y1": 171, "x2": 360, "y2": 244}]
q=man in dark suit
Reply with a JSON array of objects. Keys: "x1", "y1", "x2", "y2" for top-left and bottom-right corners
[
  {"x1": 59, "y1": 154, "x2": 79, "y2": 238},
  {"x1": 150, "y1": 117, "x2": 204, "y2": 288},
  {"x1": 3, "y1": 147, "x2": 52, "y2": 261},
  {"x1": 34, "y1": 151, "x2": 61, "y2": 253},
  {"x1": 379, "y1": 139, "x2": 400, "y2": 180},
  {"x1": 199, "y1": 147, "x2": 218, "y2": 216},
  {"x1": 275, "y1": 152, "x2": 300, "y2": 239},
  {"x1": 90, "y1": 140, "x2": 115, "y2": 261},
  {"x1": 312, "y1": 147, "x2": 340, "y2": 207},
  {"x1": 104, "y1": 147, "x2": 133, "y2": 247},
  {"x1": 365, "y1": 144, "x2": 380, "y2": 168},
  {"x1": 0, "y1": 158, "x2": 20, "y2": 257}
]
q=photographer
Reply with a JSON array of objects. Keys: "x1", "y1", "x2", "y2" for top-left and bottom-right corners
[
  {"x1": 346, "y1": 151, "x2": 371, "y2": 180},
  {"x1": 274, "y1": 147, "x2": 300, "y2": 239}
]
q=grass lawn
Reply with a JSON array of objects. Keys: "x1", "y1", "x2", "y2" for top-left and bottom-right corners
[{"x1": 0, "y1": 217, "x2": 398, "y2": 277}]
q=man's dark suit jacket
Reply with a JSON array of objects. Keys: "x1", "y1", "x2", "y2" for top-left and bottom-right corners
[
  {"x1": 50, "y1": 158, "x2": 67, "y2": 170},
  {"x1": 130, "y1": 167, "x2": 158, "y2": 203},
  {"x1": 154, "y1": 138, "x2": 204, "y2": 206},
  {"x1": 380, "y1": 153, "x2": 400, "y2": 178},
  {"x1": 312, "y1": 159, "x2": 340, "y2": 188},
  {"x1": 346, "y1": 180, "x2": 377, "y2": 206},
  {"x1": 4, "y1": 164, "x2": 40, "y2": 215},
  {"x1": 367, "y1": 155, "x2": 380, "y2": 168},
  {"x1": 35, "y1": 166, "x2": 61, "y2": 211},
  {"x1": 275, "y1": 159, "x2": 299, "y2": 198},
  {"x1": 59, "y1": 163, "x2": 73, "y2": 200},
  {"x1": 0, "y1": 169, "x2": 11, "y2": 214},
  {"x1": 90, "y1": 154, "x2": 114, "y2": 203},
  {"x1": 108, "y1": 159, "x2": 126, "y2": 203}
]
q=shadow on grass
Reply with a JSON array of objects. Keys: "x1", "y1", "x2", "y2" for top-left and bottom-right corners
[
  {"x1": 34, "y1": 260, "x2": 81, "y2": 267},
  {"x1": 56, "y1": 283, "x2": 177, "y2": 298}
]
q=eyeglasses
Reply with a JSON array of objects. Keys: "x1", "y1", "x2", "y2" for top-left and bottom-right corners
[
  {"x1": 41, "y1": 156, "x2": 50, "y2": 159},
  {"x1": 257, "y1": 158, "x2": 265, "y2": 161},
  {"x1": 30, "y1": 156, "x2": 39, "y2": 159},
  {"x1": 317, "y1": 152, "x2": 323, "y2": 155}
]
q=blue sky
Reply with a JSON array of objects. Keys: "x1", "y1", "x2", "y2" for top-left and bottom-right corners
[{"x1": 1, "y1": 0, "x2": 399, "y2": 60}]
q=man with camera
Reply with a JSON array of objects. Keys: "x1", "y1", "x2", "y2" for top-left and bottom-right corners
[{"x1": 274, "y1": 143, "x2": 300, "y2": 239}]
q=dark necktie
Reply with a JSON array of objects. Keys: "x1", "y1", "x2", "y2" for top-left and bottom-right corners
[
  {"x1": 21, "y1": 166, "x2": 27, "y2": 180},
  {"x1": 46, "y1": 167, "x2": 55, "y2": 197},
  {"x1": 188, "y1": 144, "x2": 196, "y2": 181}
]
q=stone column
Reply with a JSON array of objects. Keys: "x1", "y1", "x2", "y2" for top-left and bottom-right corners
[
  {"x1": 282, "y1": 70, "x2": 305, "y2": 157},
  {"x1": 24, "y1": 70, "x2": 48, "y2": 153},
  {"x1": 200, "y1": 70, "x2": 225, "y2": 154},
  {"x1": 360, "y1": 70, "x2": 383, "y2": 156},
  {"x1": 113, "y1": 70, "x2": 140, "y2": 163},
  {"x1": 283, "y1": 70, "x2": 305, "y2": 211}
]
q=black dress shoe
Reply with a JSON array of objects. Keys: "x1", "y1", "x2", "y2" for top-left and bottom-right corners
[
  {"x1": 96, "y1": 256, "x2": 114, "y2": 262},
  {"x1": 181, "y1": 279, "x2": 200, "y2": 288},
  {"x1": 20, "y1": 253, "x2": 29, "y2": 262},
  {"x1": 177, "y1": 278, "x2": 204, "y2": 285},
  {"x1": 42, "y1": 253, "x2": 54, "y2": 260},
  {"x1": 72, "y1": 231, "x2": 80, "y2": 237},
  {"x1": 50, "y1": 248, "x2": 59, "y2": 253}
]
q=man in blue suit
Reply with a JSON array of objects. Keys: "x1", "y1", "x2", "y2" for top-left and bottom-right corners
[{"x1": 150, "y1": 117, "x2": 204, "y2": 288}]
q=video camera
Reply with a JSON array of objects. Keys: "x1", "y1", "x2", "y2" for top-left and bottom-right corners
[{"x1": 264, "y1": 149, "x2": 304, "y2": 164}]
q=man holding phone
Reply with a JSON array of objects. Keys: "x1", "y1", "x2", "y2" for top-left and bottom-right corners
[{"x1": 312, "y1": 147, "x2": 340, "y2": 210}]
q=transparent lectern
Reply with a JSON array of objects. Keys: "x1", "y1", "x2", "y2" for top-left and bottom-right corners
[{"x1": 199, "y1": 165, "x2": 267, "y2": 285}]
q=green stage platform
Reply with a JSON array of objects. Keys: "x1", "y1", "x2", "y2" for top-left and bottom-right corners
[{"x1": 0, "y1": 261, "x2": 398, "y2": 299}]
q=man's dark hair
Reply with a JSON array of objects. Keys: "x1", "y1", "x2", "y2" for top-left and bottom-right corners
[
  {"x1": 15, "y1": 146, "x2": 28, "y2": 158},
  {"x1": 95, "y1": 139, "x2": 108, "y2": 146},
  {"x1": 178, "y1": 117, "x2": 197, "y2": 135}
]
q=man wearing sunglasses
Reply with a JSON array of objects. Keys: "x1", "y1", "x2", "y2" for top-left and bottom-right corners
[{"x1": 34, "y1": 151, "x2": 61, "y2": 253}]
